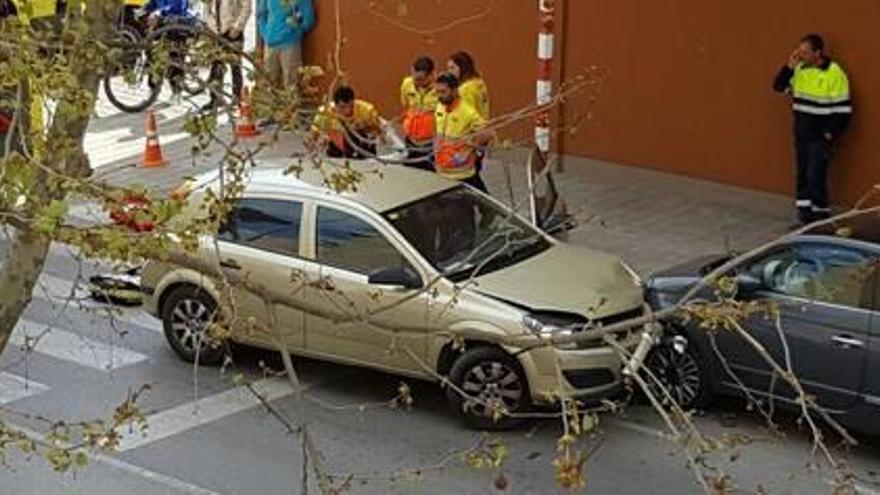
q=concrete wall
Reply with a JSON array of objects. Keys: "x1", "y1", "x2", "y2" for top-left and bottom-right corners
[{"x1": 302, "y1": 0, "x2": 880, "y2": 204}]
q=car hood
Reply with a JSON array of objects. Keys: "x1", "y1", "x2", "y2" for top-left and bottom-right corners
[{"x1": 470, "y1": 243, "x2": 644, "y2": 319}]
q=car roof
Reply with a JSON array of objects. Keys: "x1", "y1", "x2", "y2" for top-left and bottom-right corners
[
  {"x1": 802, "y1": 211, "x2": 880, "y2": 245},
  {"x1": 192, "y1": 159, "x2": 459, "y2": 212}
]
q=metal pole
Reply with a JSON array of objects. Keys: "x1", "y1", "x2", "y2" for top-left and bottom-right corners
[{"x1": 531, "y1": 0, "x2": 555, "y2": 225}]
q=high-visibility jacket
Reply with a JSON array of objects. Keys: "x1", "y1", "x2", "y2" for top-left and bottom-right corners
[
  {"x1": 14, "y1": 0, "x2": 55, "y2": 19},
  {"x1": 311, "y1": 99, "x2": 382, "y2": 152},
  {"x1": 125, "y1": 0, "x2": 147, "y2": 7},
  {"x1": 400, "y1": 76, "x2": 438, "y2": 144},
  {"x1": 459, "y1": 77, "x2": 490, "y2": 120},
  {"x1": 433, "y1": 98, "x2": 486, "y2": 180},
  {"x1": 773, "y1": 59, "x2": 852, "y2": 140}
]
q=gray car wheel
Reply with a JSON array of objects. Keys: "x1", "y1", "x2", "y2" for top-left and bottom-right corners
[
  {"x1": 447, "y1": 347, "x2": 530, "y2": 430},
  {"x1": 644, "y1": 341, "x2": 711, "y2": 410},
  {"x1": 161, "y1": 286, "x2": 224, "y2": 365}
]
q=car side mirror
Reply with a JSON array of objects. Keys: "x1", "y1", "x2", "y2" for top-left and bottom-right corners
[
  {"x1": 368, "y1": 266, "x2": 423, "y2": 290},
  {"x1": 736, "y1": 273, "x2": 764, "y2": 294}
]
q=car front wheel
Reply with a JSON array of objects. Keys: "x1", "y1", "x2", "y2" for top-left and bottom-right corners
[
  {"x1": 643, "y1": 339, "x2": 712, "y2": 410},
  {"x1": 161, "y1": 285, "x2": 225, "y2": 366},
  {"x1": 446, "y1": 347, "x2": 530, "y2": 430}
]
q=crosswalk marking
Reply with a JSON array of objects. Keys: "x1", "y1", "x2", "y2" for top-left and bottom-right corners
[
  {"x1": 116, "y1": 377, "x2": 293, "y2": 452},
  {"x1": 0, "y1": 371, "x2": 50, "y2": 405},
  {"x1": 11, "y1": 320, "x2": 150, "y2": 371},
  {"x1": 32, "y1": 271, "x2": 163, "y2": 334},
  {"x1": 86, "y1": 90, "x2": 228, "y2": 170}
]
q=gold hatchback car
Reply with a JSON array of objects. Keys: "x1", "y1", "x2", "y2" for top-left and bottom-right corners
[{"x1": 142, "y1": 162, "x2": 647, "y2": 428}]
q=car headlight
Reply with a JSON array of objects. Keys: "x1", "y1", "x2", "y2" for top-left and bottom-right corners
[
  {"x1": 522, "y1": 315, "x2": 574, "y2": 339},
  {"x1": 621, "y1": 262, "x2": 642, "y2": 286}
]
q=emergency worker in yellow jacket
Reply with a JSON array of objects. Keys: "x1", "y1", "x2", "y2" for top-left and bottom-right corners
[
  {"x1": 774, "y1": 34, "x2": 852, "y2": 225},
  {"x1": 447, "y1": 51, "x2": 491, "y2": 175},
  {"x1": 310, "y1": 85, "x2": 383, "y2": 160},
  {"x1": 400, "y1": 56, "x2": 438, "y2": 171},
  {"x1": 433, "y1": 73, "x2": 491, "y2": 193}
]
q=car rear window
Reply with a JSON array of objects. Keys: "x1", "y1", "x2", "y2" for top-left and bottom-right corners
[{"x1": 218, "y1": 198, "x2": 303, "y2": 256}]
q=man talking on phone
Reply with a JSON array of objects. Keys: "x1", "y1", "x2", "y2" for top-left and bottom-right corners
[{"x1": 773, "y1": 34, "x2": 852, "y2": 226}]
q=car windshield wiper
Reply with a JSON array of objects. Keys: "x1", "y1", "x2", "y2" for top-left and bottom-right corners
[{"x1": 443, "y1": 238, "x2": 549, "y2": 282}]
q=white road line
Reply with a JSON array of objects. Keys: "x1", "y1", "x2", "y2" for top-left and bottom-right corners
[
  {"x1": 11, "y1": 422, "x2": 221, "y2": 495},
  {"x1": 0, "y1": 372, "x2": 50, "y2": 405},
  {"x1": 117, "y1": 377, "x2": 293, "y2": 452},
  {"x1": 86, "y1": 104, "x2": 228, "y2": 169},
  {"x1": 33, "y1": 271, "x2": 163, "y2": 333},
  {"x1": 11, "y1": 320, "x2": 149, "y2": 371}
]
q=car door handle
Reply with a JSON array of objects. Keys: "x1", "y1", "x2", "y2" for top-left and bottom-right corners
[
  {"x1": 830, "y1": 335, "x2": 865, "y2": 349},
  {"x1": 219, "y1": 258, "x2": 241, "y2": 270}
]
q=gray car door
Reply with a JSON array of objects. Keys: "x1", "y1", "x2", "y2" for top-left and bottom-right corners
[
  {"x1": 856, "y1": 260, "x2": 880, "y2": 411},
  {"x1": 714, "y1": 242, "x2": 876, "y2": 412}
]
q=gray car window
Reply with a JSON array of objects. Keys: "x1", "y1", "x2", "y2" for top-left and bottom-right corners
[
  {"x1": 218, "y1": 198, "x2": 302, "y2": 256},
  {"x1": 316, "y1": 207, "x2": 410, "y2": 275},
  {"x1": 748, "y1": 244, "x2": 877, "y2": 309}
]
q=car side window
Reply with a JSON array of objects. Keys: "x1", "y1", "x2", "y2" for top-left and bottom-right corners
[
  {"x1": 747, "y1": 244, "x2": 877, "y2": 309},
  {"x1": 316, "y1": 206, "x2": 411, "y2": 275},
  {"x1": 218, "y1": 198, "x2": 302, "y2": 256}
]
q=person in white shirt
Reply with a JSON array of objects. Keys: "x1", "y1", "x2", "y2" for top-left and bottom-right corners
[{"x1": 202, "y1": 0, "x2": 251, "y2": 109}]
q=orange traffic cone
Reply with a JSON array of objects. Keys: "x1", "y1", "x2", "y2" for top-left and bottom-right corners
[
  {"x1": 235, "y1": 87, "x2": 260, "y2": 138},
  {"x1": 142, "y1": 109, "x2": 166, "y2": 168}
]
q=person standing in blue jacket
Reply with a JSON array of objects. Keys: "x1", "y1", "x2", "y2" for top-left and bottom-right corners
[{"x1": 258, "y1": 0, "x2": 314, "y2": 91}]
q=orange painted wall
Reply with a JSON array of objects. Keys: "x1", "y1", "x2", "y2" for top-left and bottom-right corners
[{"x1": 302, "y1": 1, "x2": 880, "y2": 204}]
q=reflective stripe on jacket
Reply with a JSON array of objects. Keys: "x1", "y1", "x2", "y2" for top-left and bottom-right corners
[
  {"x1": 773, "y1": 59, "x2": 853, "y2": 139},
  {"x1": 400, "y1": 76, "x2": 438, "y2": 143},
  {"x1": 311, "y1": 100, "x2": 381, "y2": 152},
  {"x1": 433, "y1": 98, "x2": 485, "y2": 180}
]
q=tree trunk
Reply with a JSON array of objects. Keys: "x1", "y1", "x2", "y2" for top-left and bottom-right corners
[
  {"x1": 0, "y1": 229, "x2": 51, "y2": 351},
  {"x1": 0, "y1": 2, "x2": 111, "y2": 355}
]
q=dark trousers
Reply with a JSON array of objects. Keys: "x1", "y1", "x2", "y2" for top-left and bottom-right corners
[
  {"x1": 404, "y1": 138, "x2": 434, "y2": 171},
  {"x1": 795, "y1": 137, "x2": 832, "y2": 223},
  {"x1": 463, "y1": 173, "x2": 488, "y2": 193},
  {"x1": 475, "y1": 148, "x2": 486, "y2": 173},
  {"x1": 150, "y1": 25, "x2": 190, "y2": 94},
  {"x1": 208, "y1": 32, "x2": 244, "y2": 105}
]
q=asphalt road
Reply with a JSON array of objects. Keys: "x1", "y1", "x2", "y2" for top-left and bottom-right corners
[{"x1": 0, "y1": 243, "x2": 878, "y2": 495}]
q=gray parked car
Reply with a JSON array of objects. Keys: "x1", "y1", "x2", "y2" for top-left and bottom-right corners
[{"x1": 645, "y1": 214, "x2": 880, "y2": 435}]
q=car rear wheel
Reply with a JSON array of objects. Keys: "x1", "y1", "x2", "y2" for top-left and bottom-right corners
[
  {"x1": 644, "y1": 340, "x2": 712, "y2": 410},
  {"x1": 161, "y1": 285, "x2": 224, "y2": 366},
  {"x1": 446, "y1": 347, "x2": 530, "y2": 430}
]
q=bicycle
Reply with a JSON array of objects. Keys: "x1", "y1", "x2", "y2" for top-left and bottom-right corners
[{"x1": 103, "y1": 13, "x2": 212, "y2": 113}]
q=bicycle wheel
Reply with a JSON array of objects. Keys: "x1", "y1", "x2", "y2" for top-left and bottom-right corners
[
  {"x1": 150, "y1": 22, "x2": 210, "y2": 97},
  {"x1": 103, "y1": 28, "x2": 161, "y2": 113},
  {"x1": 179, "y1": 32, "x2": 213, "y2": 96}
]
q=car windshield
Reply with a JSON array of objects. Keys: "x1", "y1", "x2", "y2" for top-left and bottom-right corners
[{"x1": 383, "y1": 186, "x2": 551, "y2": 282}]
